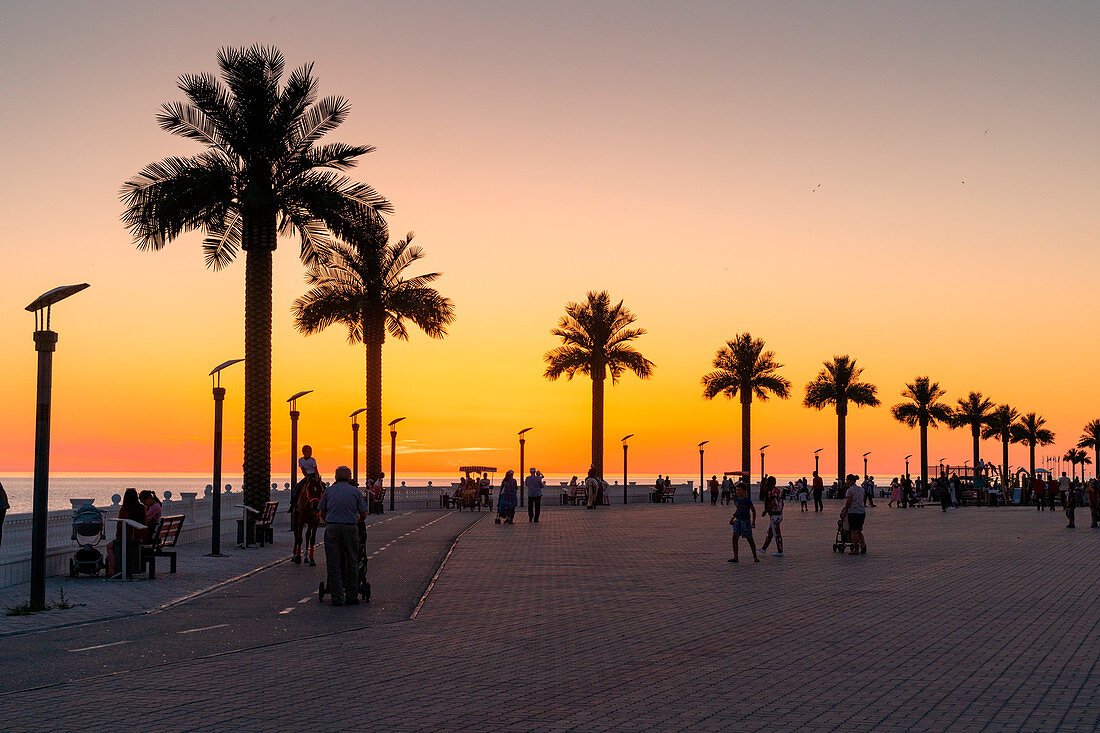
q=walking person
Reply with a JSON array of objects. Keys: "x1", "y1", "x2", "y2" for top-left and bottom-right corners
[
  {"x1": 798, "y1": 479, "x2": 809, "y2": 512},
  {"x1": 727, "y1": 483, "x2": 759, "y2": 563},
  {"x1": 708, "y1": 475, "x2": 720, "y2": 506},
  {"x1": 1065, "y1": 479, "x2": 1079, "y2": 529},
  {"x1": 720, "y1": 475, "x2": 733, "y2": 505},
  {"x1": 1087, "y1": 479, "x2": 1099, "y2": 528},
  {"x1": 0, "y1": 481, "x2": 8, "y2": 547},
  {"x1": 1047, "y1": 475, "x2": 1060, "y2": 511},
  {"x1": 525, "y1": 468, "x2": 543, "y2": 522},
  {"x1": 840, "y1": 474, "x2": 868, "y2": 555},
  {"x1": 901, "y1": 475, "x2": 913, "y2": 508},
  {"x1": 759, "y1": 476, "x2": 784, "y2": 556},
  {"x1": 888, "y1": 478, "x2": 900, "y2": 508},
  {"x1": 812, "y1": 471, "x2": 824, "y2": 512},
  {"x1": 318, "y1": 466, "x2": 367, "y2": 607},
  {"x1": 497, "y1": 471, "x2": 519, "y2": 523}
]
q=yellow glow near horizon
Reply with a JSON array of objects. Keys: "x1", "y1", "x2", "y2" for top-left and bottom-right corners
[{"x1": 1, "y1": 2, "x2": 1098, "y2": 480}]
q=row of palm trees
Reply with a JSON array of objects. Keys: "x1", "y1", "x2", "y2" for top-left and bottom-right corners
[{"x1": 541, "y1": 297, "x2": 1100, "y2": 493}]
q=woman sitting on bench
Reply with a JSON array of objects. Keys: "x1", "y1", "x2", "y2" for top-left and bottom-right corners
[{"x1": 107, "y1": 488, "x2": 148, "y2": 577}]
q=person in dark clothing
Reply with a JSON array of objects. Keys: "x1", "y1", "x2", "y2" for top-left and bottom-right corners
[
  {"x1": 0, "y1": 481, "x2": 9, "y2": 547},
  {"x1": 812, "y1": 471, "x2": 824, "y2": 512},
  {"x1": 728, "y1": 484, "x2": 759, "y2": 563},
  {"x1": 318, "y1": 466, "x2": 368, "y2": 606},
  {"x1": 524, "y1": 468, "x2": 543, "y2": 522}
]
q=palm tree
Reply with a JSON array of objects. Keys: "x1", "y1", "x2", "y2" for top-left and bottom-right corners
[
  {"x1": 1062, "y1": 449, "x2": 1089, "y2": 481},
  {"x1": 121, "y1": 46, "x2": 390, "y2": 511},
  {"x1": 1010, "y1": 413, "x2": 1054, "y2": 491},
  {"x1": 543, "y1": 292, "x2": 654, "y2": 477},
  {"x1": 701, "y1": 334, "x2": 792, "y2": 490},
  {"x1": 981, "y1": 404, "x2": 1020, "y2": 488},
  {"x1": 949, "y1": 392, "x2": 995, "y2": 483},
  {"x1": 804, "y1": 356, "x2": 880, "y2": 486},
  {"x1": 1076, "y1": 419, "x2": 1100, "y2": 481},
  {"x1": 890, "y1": 377, "x2": 953, "y2": 494},
  {"x1": 293, "y1": 226, "x2": 455, "y2": 485}
]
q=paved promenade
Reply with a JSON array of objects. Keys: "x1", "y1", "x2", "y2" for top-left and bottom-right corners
[{"x1": 2, "y1": 502, "x2": 1096, "y2": 731}]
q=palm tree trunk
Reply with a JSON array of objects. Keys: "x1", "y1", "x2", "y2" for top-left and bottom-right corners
[
  {"x1": 241, "y1": 209, "x2": 275, "y2": 512},
  {"x1": 919, "y1": 418, "x2": 929, "y2": 497},
  {"x1": 971, "y1": 425, "x2": 980, "y2": 483},
  {"x1": 1002, "y1": 436, "x2": 1009, "y2": 490},
  {"x1": 740, "y1": 391, "x2": 752, "y2": 497},
  {"x1": 1094, "y1": 447, "x2": 1098, "y2": 483},
  {"x1": 1029, "y1": 442, "x2": 1036, "y2": 502},
  {"x1": 591, "y1": 374, "x2": 604, "y2": 477},
  {"x1": 364, "y1": 311, "x2": 384, "y2": 484},
  {"x1": 837, "y1": 401, "x2": 847, "y2": 487}
]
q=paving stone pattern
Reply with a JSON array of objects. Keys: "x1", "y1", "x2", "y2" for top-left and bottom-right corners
[{"x1": 3, "y1": 502, "x2": 1097, "y2": 731}]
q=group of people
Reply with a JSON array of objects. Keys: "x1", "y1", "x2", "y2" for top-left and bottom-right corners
[
  {"x1": 105, "y1": 488, "x2": 163, "y2": 577},
  {"x1": 1028, "y1": 472, "x2": 1099, "y2": 529},
  {"x1": 494, "y1": 468, "x2": 546, "y2": 524}
]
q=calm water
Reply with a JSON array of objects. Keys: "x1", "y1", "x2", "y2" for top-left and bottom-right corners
[{"x1": 0, "y1": 470, "x2": 900, "y2": 513}]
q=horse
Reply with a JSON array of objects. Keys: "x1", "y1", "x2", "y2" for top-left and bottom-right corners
[{"x1": 292, "y1": 475, "x2": 324, "y2": 566}]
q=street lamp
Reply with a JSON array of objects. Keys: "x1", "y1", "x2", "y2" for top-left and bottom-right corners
[
  {"x1": 518, "y1": 427, "x2": 533, "y2": 507},
  {"x1": 208, "y1": 358, "x2": 243, "y2": 557},
  {"x1": 759, "y1": 445, "x2": 770, "y2": 484},
  {"x1": 905, "y1": 454, "x2": 913, "y2": 479},
  {"x1": 25, "y1": 283, "x2": 89, "y2": 610},
  {"x1": 349, "y1": 408, "x2": 366, "y2": 485},
  {"x1": 863, "y1": 452, "x2": 872, "y2": 480},
  {"x1": 622, "y1": 434, "x2": 634, "y2": 505},
  {"x1": 389, "y1": 417, "x2": 406, "y2": 511},
  {"x1": 814, "y1": 448, "x2": 824, "y2": 476},
  {"x1": 287, "y1": 390, "x2": 313, "y2": 490},
  {"x1": 698, "y1": 441, "x2": 709, "y2": 503}
]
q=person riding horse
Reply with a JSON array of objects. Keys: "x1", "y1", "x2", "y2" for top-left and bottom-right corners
[{"x1": 293, "y1": 474, "x2": 324, "y2": 565}]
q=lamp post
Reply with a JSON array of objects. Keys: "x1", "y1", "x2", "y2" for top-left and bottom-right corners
[
  {"x1": 905, "y1": 454, "x2": 913, "y2": 479},
  {"x1": 759, "y1": 445, "x2": 770, "y2": 485},
  {"x1": 389, "y1": 417, "x2": 406, "y2": 511},
  {"x1": 518, "y1": 427, "x2": 533, "y2": 507},
  {"x1": 863, "y1": 452, "x2": 872, "y2": 480},
  {"x1": 349, "y1": 408, "x2": 366, "y2": 485},
  {"x1": 25, "y1": 283, "x2": 89, "y2": 610},
  {"x1": 287, "y1": 390, "x2": 313, "y2": 490},
  {"x1": 209, "y1": 358, "x2": 243, "y2": 557},
  {"x1": 622, "y1": 434, "x2": 634, "y2": 505},
  {"x1": 698, "y1": 441, "x2": 709, "y2": 502},
  {"x1": 814, "y1": 448, "x2": 823, "y2": 476}
]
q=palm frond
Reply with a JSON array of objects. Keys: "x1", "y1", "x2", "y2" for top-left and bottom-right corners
[
  {"x1": 201, "y1": 211, "x2": 243, "y2": 270},
  {"x1": 544, "y1": 346, "x2": 591, "y2": 381}
]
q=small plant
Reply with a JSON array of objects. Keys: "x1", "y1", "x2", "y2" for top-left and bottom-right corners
[
  {"x1": 5, "y1": 588, "x2": 85, "y2": 616},
  {"x1": 54, "y1": 587, "x2": 77, "y2": 610},
  {"x1": 6, "y1": 601, "x2": 47, "y2": 616}
]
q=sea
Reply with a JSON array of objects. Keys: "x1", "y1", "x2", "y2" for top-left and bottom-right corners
[{"x1": 0, "y1": 470, "x2": 896, "y2": 513}]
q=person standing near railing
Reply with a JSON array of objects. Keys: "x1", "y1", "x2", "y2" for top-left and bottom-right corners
[{"x1": 0, "y1": 481, "x2": 8, "y2": 547}]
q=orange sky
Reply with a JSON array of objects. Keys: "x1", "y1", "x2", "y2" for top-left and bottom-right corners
[{"x1": 1, "y1": 2, "x2": 1098, "y2": 481}]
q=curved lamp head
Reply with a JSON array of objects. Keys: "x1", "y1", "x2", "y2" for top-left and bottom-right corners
[
  {"x1": 905, "y1": 454, "x2": 913, "y2": 460},
  {"x1": 518, "y1": 427, "x2": 534, "y2": 436},
  {"x1": 388, "y1": 417, "x2": 406, "y2": 429},
  {"x1": 287, "y1": 390, "x2": 313, "y2": 411},
  {"x1": 863, "y1": 452, "x2": 872, "y2": 458},
  {"x1": 350, "y1": 408, "x2": 367, "y2": 419},
  {"x1": 209, "y1": 358, "x2": 244, "y2": 388},
  {"x1": 698, "y1": 440, "x2": 709, "y2": 448},
  {"x1": 759, "y1": 444, "x2": 770, "y2": 452},
  {"x1": 814, "y1": 448, "x2": 824, "y2": 454},
  {"x1": 621, "y1": 434, "x2": 634, "y2": 442},
  {"x1": 26, "y1": 283, "x2": 90, "y2": 330}
]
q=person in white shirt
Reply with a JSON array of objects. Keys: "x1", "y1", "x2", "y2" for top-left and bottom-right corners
[{"x1": 841, "y1": 474, "x2": 868, "y2": 555}]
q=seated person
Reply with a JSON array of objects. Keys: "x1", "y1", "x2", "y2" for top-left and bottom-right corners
[
  {"x1": 107, "y1": 488, "x2": 148, "y2": 577},
  {"x1": 139, "y1": 490, "x2": 162, "y2": 537}
]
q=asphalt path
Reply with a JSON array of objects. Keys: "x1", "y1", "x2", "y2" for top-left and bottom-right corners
[{"x1": 0, "y1": 510, "x2": 483, "y2": 694}]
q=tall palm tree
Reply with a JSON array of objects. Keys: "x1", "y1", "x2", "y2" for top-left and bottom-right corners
[
  {"x1": 1010, "y1": 413, "x2": 1054, "y2": 488},
  {"x1": 890, "y1": 377, "x2": 953, "y2": 493},
  {"x1": 1076, "y1": 419, "x2": 1100, "y2": 481},
  {"x1": 804, "y1": 356, "x2": 880, "y2": 486},
  {"x1": 121, "y1": 46, "x2": 390, "y2": 510},
  {"x1": 543, "y1": 292, "x2": 654, "y2": 477},
  {"x1": 293, "y1": 226, "x2": 455, "y2": 484},
  {"x1": 981, "y1": 404, "x2": 1020, "y2": 488},
  {"x1": 700, "y1": 334, "x2": 792, "y2": 490},
  {"x1": 949, "y1": 392, "x2": 995, "y2": 482}
]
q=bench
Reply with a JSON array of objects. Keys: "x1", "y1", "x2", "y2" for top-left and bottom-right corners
[
  {"x1": 140, "y1": 515, "x2": 184, "y2": 579},
  {"x1": 255, "y1": 501, "x2": 279, "y2": 546},
  {"x1": 650, "y1": 485, "x2": 676, "y2": 503},
  {"x1": 561, "y1": 485, "x2": 586, "y2": 505}
]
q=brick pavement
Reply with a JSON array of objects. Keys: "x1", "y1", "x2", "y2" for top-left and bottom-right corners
[{"x1": 2, "y1": 502, "x2": 1097, "y2": 731}]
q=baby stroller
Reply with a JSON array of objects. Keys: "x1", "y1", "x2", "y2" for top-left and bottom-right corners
[
  {"x1": 832, "y1": 518, "x2": 854, "y2": 554},
  {"x1": 318, "y1": 520, "x2": 371, "y2": 603},
  {"x1": 69, "y1": 504, "x2": 106, "y2": 577}
]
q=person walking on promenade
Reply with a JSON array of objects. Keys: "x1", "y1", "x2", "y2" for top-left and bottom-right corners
[
  {"x1": 318, "y1": 466, "x2": 367, "y2": 606},
  {"x1": 1087, "y1": 479, "x2": 1099, "y2": 528},
  {"x1": 720, "y1": 475, "x2": 733, "y2": 505},
  {"x1": 862, "y1": 475, "x2": 876, "y2": 507},
  {"x1": 901, "y1": 474, "x2": 913, "y2": 508},
  {"x1": 585, "y1": 467, "x2": 601, "y2": 509},
  {"x1": 759, "y1": 476, "x2": 784, "y2": 556},
  {"x1": 1058, "y1": 471, "x2": 1071, "y2": 511},
  {"x1": 840, "y1": 474, "x2": 868, "y2": 555},
  {"x1": 525, "y1": 467, "x2": 543, "y2": 522},
  {"x1": 812, "y1": 471, "x2": 824, "y2": 512},
  {"x1": 1047, "y1": 475, "x2": 1060, "y2": 511},
  {"x1": 708, "y1": 475, "x2": 720, "y2": 505},
  {"x1": 938, "y1": 476, "x2": 951, "y2": 512},
  {"x1": 948, "y1": 474, "x2": 959, "y2": 508},
  {"x1": 728, "y1": 484, "x2": 759, "y2": 563},
  {"x1": 889, "y1": 478, "x2": 901, "y2": 508},
  {"x1": 0, "y1": 481, "x2": 8, "y2": 547},
  {"x1": 798, "y1": 479, "x2": 809, "y2": 512},
  {"x1": 497, "y1": 470, "x2": 519, "y2": 524}
]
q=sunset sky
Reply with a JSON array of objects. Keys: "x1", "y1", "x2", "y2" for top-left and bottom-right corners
[{"x1": 1, "y1": 1, "x2": 1098, "y2": 481}]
